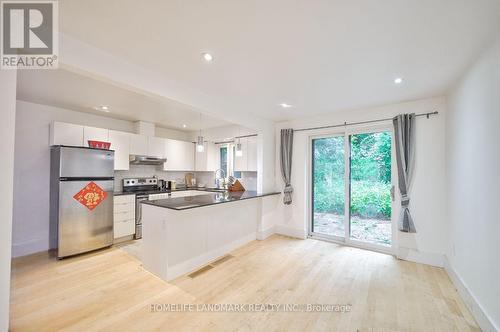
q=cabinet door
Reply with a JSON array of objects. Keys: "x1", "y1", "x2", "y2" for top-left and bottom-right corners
[
  {"x1": 234, "y1": 138, "x2": 248, "y2": 171},
  {"x1": 195, "y1": 142, "x2": 217, "y2": 171},
  {"x1": 83, "y1": 126, "x2": 109, "y2": 147},
  {"x1": 195, "y1": 142, "x2": 208, "y2": 171},
  {"x1": 130, "y1": 134, "x2": 148, "y2": 155},
  {"x1": 247, "y1": 137, "x2": 258, "y2": 172},
  {"x1": 108, "y1": 130, "x2": 130, "y2": 170},
  {"x1": 206, "y1": 142, "x2": 218, "y2": 171},
  {"x1": 50, "y1": 122, "x2": 84, "y2": 146},
  {"x1": 164, "y1": 139, "x2": 195, "y2": 171},
  {"x1": 147, "y1": 136, "x2": 165, "y2": 158},
  {"x1": 182, "y1": 141, "x2": 195, "y2": 171}
]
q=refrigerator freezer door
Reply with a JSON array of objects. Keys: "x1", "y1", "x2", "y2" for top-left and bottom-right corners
[
  {"x1": 59, "y1": 147, "x2": 114, "y2": 178},
  {"x1": 58, "y1": 180, "x2": 114, "y2": 257}
]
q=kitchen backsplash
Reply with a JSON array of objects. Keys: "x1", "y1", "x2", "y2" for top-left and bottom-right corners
[{"x1": 114, "y1": 165, "x2": 257, "y2": 192}]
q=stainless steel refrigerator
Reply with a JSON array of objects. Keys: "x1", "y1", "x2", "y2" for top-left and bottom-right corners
[{"x1": 50, "y1": 146, "x2": 114, "y2": 258}]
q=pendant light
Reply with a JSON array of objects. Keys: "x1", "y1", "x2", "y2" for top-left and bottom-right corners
[
  {"x1": 235, "y1": 138, "x2": 243, "y2": 157},
  {"x1": 235, "y1": 126, "x2": 243, "y2": 157},
  {"x1": 197, "y1": 113, "x2": 204, "y2": 152}
]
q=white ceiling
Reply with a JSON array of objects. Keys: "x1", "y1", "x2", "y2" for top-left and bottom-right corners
[
  {"x1": 16, "y1": 69, "x2": 230, "y2": 131},
  {"x1": 57, "y1": 0, "x2": 500, "y2": 122}
]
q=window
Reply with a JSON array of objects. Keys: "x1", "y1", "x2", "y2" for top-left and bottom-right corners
[
  {"x1": 218, "y1": 144, "x2": 241, "y2": 178},
  {"x1": 220, "y1": 146, "x2": 228, "y2": 176},
  {"x1": 232, "y1": 146, "x2": 242, "y2": 178}
]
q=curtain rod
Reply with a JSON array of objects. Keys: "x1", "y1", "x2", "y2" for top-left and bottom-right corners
[
  {"x1": 293, "y1": 111, "x2": 439, "y2": 132},
  {"x1": 203, "y1": 134, "x2": 258, "y2": 145}
]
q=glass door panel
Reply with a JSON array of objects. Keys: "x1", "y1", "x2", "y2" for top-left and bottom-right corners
[
  {"x1": 311, "y1": 136, "x2": 345, "y2": 239},
  {"x1": 349, "y1": 132, "x2": 392, "y2": 247}
]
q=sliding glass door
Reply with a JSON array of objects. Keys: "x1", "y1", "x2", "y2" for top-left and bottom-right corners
[
  {"x1": 311, "y1": 135, "x2": 346, "y2": 240},
  {"x1": 311, "y1": 128, "x2": 394, "y2": 252}
]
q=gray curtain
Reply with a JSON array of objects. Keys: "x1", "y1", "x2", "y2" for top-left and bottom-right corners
[
  {"x1": 393, "y1": 114, "x2": 417, "y2": 233},
  {"x1": 280, "y1": 129, "x2": 294, "y2": 205}
]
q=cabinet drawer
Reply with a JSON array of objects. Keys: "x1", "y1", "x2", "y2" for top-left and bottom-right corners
[
  {"x1": 114, "y1": 194, "x2": 135, "y2": 204},
  {"x1": 114, "y1": 202, "x2": 134, "y2": 213},
  {"x1": 114, "y1": 219, "x2": 135, "y2": 238},
  {"x1": 114, "y1": 210, "x2": 135, "y2": 222}
]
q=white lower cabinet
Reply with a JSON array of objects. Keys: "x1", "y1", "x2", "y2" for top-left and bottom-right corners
[{"x1": 114, "y1": 194, "x2": 136, "y2": 240}]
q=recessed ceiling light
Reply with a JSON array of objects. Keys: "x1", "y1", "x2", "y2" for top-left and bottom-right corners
[
  {"x1": 279, "y1": 103, "x2": 292, "y2": 108},
  {"x1": 182, "y1": 124, "x2": 187, "y2": 128},
  {"x1": 394, "y1": 77, "x2": 404, "y2": 84},
  {"x1": 202, "y1": 53, "x2": 213, "y2": 62},
  {"x1": 94, "y1": 105, "x2": 110, "y2": 112}
]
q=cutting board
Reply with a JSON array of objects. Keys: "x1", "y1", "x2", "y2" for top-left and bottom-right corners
[{"x1": 228, "y1": 179, "x2": 245, "y2": 192}]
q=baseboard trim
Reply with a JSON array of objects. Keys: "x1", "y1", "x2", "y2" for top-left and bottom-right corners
[
  {"x1": 274, "y1": 225, "x2": 307, "y2": 239},
  {"x1": 444, "y1": 257, "x2": 498, "y2": 332},
  {"x1": 12, "y1": 239, "x2": 49, "y2": 258},
  {"x1": 397, "y1": 247, "x2": 444, "y2": 267},
  {"x1": 256, "y1": 226, "x2": 275, "y2": 240}
]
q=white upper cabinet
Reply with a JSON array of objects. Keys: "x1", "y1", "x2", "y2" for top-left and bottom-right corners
[
  {"x1": 164, "y1": 139, "x2": 195, "y2": 171},
  {"x1": 247, "y1": 137, "x2": 258, "y2": 172},
  {"x1": 108, "y1": 130, "x2": 130, "y2": 170},
  {"x1": 129, "y1": 134, "x2": 148, "y2": 155},
  {"x1": 50, "y1": 122, "x2": 84, "y2": 146},
  {"x1": 234, "y1": 138, "x2": 248, "y2": 172},
  {"x1": 195, "y1": 142, "x2": 217, "y2": 172},
  {"x1": 147, "y1": 136, "x2": 166, "y2": 158},
  {"x1": 234, "y1": 137, "x2": 258, "y2": 172},
  {"x1": 83, "y1": 126, "x2": 109, "y2": 147}
]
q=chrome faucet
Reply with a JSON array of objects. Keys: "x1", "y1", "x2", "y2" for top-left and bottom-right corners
[{"x1": 214, "y1": 168, "x2": 226, "y2": 189}]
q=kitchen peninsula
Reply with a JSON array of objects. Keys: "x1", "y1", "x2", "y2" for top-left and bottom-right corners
[{"x1": 141, "y1": 190, "x2": 280, "y2": 281}]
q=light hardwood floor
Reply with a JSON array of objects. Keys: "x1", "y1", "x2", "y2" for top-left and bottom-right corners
[{"x1": 10, "y1": 235, "x2": 479, "y2": 331}]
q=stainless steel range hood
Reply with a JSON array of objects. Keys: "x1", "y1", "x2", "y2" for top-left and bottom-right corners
[{"x1": 129, "y1": 155, "x2": 167, "y2": 165}]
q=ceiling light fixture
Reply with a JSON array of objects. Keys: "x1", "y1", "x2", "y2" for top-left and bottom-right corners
[
  {"x1": 202, "y1": 52, "x2": 213, "y2": 62},
  {"x1": 182, "y1": 124, "x2": 187, "y2": 128},
  {"x1": 394, "y1": 77, "x2": 404, "y2": 84},
  {"x1": 94, "y1": 105, "x2": 110, "y2": 112},
  {"x1": 279, "y1": 103, "x2": 292, "y2": 108}
]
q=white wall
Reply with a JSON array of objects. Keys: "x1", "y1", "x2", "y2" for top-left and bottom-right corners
[
  {"x1": 272, "y1": 97, "x2": 447, "y2": 266},
  {"x1": 155, "y1": 126, "x2": 189, "y2": 141},
  {"x1": 446, "y1": 37, "x2": 500, "y2": 331},
  {"x1": 12, "y1": 101, "x2": 187, "y2": 257},
  {"x1": 0, "y1": 71, "x2": 17, "y2": 331},
  {"x1": 187, "y1": 124, "x2": 255, "y2": 142}
]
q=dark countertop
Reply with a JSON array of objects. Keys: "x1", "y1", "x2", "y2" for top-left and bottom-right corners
[
  {"x1": 113, "y1": 187, "x2": 227, "y2": 196},
  {"x1": 141, "y1": 191, "x2": 280, "y2": 211}
]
